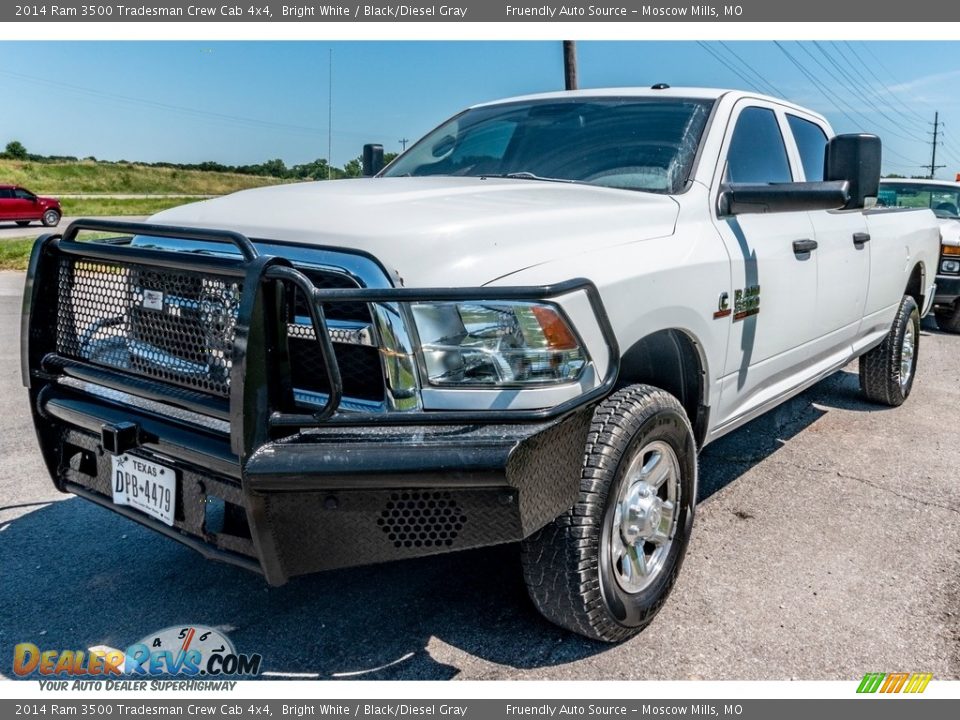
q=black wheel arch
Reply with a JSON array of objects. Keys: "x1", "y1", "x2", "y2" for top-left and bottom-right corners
[
  {"x1": 618, "y1": 329, "x2": 709, "y2": 447},
  {"x1": 906, "y1": 262, "x2": 925, "y2": 310}
]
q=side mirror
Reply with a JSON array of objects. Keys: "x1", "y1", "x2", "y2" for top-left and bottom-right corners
[
  {"x1": 362, "y1": 144, "x2": 384, "y2": 177},
  {"x1": 824, "y1": 133, "x2": 881, "y2": 209},
  {"x1": 718, "y1": 181, "x2": 850, "y2": 216}
]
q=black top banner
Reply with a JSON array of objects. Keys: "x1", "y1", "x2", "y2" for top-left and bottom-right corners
[{"x1": 2, "y1": 0, "x2": 953, "y2": 22}]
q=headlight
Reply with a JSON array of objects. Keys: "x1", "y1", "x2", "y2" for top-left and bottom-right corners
[
  {"x1": 941, "y1": 259, "x2": 960, "y2": 274},
  {"x1": 411, "y1": 301, "x2": 587, "y2": 386}
]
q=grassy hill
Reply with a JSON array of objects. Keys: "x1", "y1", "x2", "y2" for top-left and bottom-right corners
[{"x1": 0, "y1": 159, "x2": 286, "y2": 195}]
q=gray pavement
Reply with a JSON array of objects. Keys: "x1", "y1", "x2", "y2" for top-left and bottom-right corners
[
  {"x1": 0, "y1": 216, "x2": 148, "y2": 240},
  {"x1": 0, "y1": 268, "x2": 957, "y2": 680}
]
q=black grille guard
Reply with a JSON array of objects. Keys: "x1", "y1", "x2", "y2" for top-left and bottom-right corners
[{"x1": 23, "y1": 218, "x2": 621, "y2": 462}]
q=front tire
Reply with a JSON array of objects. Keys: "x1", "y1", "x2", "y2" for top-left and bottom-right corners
[
  {"x1": 859, "y1": 294, "x2": 920, "y2": 407},
  {"x1": 934, "y1": 300, "x2": 960, "y2": 334},
  {"x1": 521, "y1": 385, "x2": 697, "y2": 643},
  {"x1": 41, "y1": 209, "x2": 61, "y2": 227}
]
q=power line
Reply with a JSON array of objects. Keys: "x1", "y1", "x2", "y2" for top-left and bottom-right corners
[
  {"x1": 858, "y1": 42, "x2": 937, "y2": 115},
  {"x1": 717, "y1": 42, "x2": 785, "y2": 98},
  {"x1": 836, "y1": 42, "x2": 929, "y2": 124},
  {"x1": 802, "y1": 42, "x2": 928, "y2": 144},
  {"x1": 0, "y1": 68, "x2": 326, "y2": 137},
  {"x1": 814, "y1": 42, "x2": 928, "y2": 143},
  {"x1": 772, "y1": 42, "x2": 923, "y2": 167},
  {"x1": 696, "y1": 42, "x2": 763, "y2": 94}
]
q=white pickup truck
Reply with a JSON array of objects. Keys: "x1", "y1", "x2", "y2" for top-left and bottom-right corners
[{"x1": 22, "y1": 87, "x2": 940, "y2": 643}]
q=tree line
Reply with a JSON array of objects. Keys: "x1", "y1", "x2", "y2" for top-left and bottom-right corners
[{"x1": 1, "y1": 141, "x2": 398, "y2": 180}]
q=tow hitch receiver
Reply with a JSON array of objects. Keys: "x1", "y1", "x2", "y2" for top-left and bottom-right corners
[{"x1": 100, "y1": 421, "x2": 141, "y2": 455}]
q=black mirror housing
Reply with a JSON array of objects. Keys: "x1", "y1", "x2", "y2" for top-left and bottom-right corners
[
  {"x1": 362, "y1": 144, "x2": 384, "y2": 177},
  {"x1": 824, "y1": 133, "x2": 881, "y2": 209},
  {"x1": 719, "y1": 181, "x2": 851, "y2": 216}
]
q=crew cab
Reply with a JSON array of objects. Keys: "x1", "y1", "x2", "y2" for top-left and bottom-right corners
[
  {"x1": 0, "y1": 184, "x2": 61, "y2": 227},
  {"x1": 879, "y1": 178, "x2": 960, "y2": 332},
  {"x1": 22, "y1": 87, "x2": 940, "y2": 642}
]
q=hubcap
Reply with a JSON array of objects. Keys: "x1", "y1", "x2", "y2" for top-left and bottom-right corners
[
  {"x1": 609, "y1": 440, "x2": 681, "y2": 594},
  {"x1": 900, "y1": 320, "x2": 915, "y2": 390}
]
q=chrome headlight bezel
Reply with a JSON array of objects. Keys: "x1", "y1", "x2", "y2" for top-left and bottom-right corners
[{"x1": 409, "y1": 299, "x2": 591, "y2": 389}]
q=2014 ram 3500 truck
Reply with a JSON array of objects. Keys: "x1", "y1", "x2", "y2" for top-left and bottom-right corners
[{"x1": 23, "y1": 87, "x2": 940, "y2": 642}]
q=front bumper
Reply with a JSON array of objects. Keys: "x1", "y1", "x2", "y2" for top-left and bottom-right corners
[
  {"x1": 934, "y1": 274, "x2": 960, "y2": 306},
  {"x1": 23, "y1": 220, "x2": 616, "y2": 585},
  {"x1": 36, "y1": 382, "x2": 593, "y2": 584}
]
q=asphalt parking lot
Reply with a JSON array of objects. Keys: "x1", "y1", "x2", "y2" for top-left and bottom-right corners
[{"x1": 0, "y1": 268, "x2": 957, "y2": 681}]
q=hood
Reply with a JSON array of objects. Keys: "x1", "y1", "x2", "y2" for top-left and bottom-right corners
[
  {"x1": 38, "y1": 196, "x2": 59, "y2": 206},
  {"x1": 149, "y1": 177, "x2": 679, "y2": 287},
  {"x1": 938, "y1": 217, "x2": 960, "y2": 247}
]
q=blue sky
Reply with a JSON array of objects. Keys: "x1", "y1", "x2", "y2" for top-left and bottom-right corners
[{"x1": 1, "y1": 40, "x2": 959, "y2": 178}]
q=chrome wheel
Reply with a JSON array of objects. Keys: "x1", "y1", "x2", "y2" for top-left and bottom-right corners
[
  {"x1": 900, "y1": 319, "x2": 915, "y2": 391},
  {"x1": 609, "y1": 440, "x2": 681, "y2": 594},
  {"x1": 42, "y1": 210, "x2": 60, "y2": 227}
]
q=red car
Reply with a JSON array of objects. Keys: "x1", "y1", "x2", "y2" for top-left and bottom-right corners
[{"x1": 0, "y1": 184, "x2": 61, "y2": 227}]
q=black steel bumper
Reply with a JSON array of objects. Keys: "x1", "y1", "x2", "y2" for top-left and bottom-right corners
[
  {"x1": 934, "y1": 274, "x2": 960, "y2": 306},
  {"x1": 23, "y1": 220, "x2": 617, "y2": 585}
]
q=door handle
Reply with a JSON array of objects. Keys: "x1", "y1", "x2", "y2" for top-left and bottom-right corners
[
  {"x1": 853, "y1": 232, "x2": 871, "y2": 247},
  {"x1": 792, "y1": 239, "x2": 818, "y2": 254}
]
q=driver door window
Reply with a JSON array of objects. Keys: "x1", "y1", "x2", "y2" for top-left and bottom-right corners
[{"x1": 724, "y1": 107, "x2": 793, "y2": 184}]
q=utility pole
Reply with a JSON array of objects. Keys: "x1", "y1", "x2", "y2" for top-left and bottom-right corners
[
  {"x1": 928, "y1": 111, "x2": 946, "y2": 179},
  {"x1": 328, "y1": 48, "x2": 333, "y2": 180},
  {"x1": 563, "y1": 41, "x2": 578, "y2": 91},
  {"x1": 399, "y1": 138, "x2": 409, "y2": 151}
]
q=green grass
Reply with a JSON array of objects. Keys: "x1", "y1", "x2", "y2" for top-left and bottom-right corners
[
  {"x1": 0, "y1": 237, "x2": 35, "y2": 271},
  {"x1": 60, "y1": 196, "x2": 206, "y2": 217},
  {"x1": 0, "y1": 159, "x2": 286, "y2": 195},
  {"x1": 0, "y1": 232, "x2": 120, "y2": 271}
]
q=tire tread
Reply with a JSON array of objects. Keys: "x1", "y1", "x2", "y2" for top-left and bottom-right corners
[{"x1": 521, "y1": 385, "x2": 693, "y2": 643}]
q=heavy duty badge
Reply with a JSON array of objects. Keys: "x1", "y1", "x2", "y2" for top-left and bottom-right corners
[{"x1": 733, "y1": 285, "x2": 761, "y2": 321}]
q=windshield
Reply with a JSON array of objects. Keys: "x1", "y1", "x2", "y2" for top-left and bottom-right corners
[
  {"x1": 878, "y1": 182, "x2": 960, "y2": 219},
  {"x1": 382, "y1": 97, "x2": 715, "y2": 194}
]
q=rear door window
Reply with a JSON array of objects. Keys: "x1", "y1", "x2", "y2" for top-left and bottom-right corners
[{"x1": 787, "y1": 115, "x2": 829, "y2": 181}]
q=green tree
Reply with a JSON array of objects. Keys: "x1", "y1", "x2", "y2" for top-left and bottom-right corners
[
  {"x1": 4, "y1": 140, "x2": 27, "y2": 160},
  {"x1": 342, "y1": 156, "x2": 363, "y2": 178}
]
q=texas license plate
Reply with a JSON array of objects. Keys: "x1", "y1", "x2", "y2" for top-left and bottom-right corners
[{"x1": 111, "y1": 454, "x2": 176, "y2": 526}]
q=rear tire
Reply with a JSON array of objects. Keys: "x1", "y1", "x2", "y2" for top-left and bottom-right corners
[
  {"x1": 521, "y1": 385, "x2": 697, "y2": 643},
  {"x1": 859, "y1": 294, "x2": 919, "y2": 407},
  {"x1": 934, "y1": 300, "x2": 960, "y2": 334},
  {"x1": 15, "y1": 221, "x2": 30, "y2": 227}
]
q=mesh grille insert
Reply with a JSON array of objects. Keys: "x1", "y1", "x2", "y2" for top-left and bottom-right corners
[{"x1": 55, "y1": 257, "x2": 242, "y2": 398}]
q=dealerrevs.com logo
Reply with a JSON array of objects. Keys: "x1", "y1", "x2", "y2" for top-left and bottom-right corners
[
  {"x1": 13, "y1": 625, "x2": 262, "y2": 680},
  {"x1": 857, "y1": 673, "x2": 933, "y2": 694}
]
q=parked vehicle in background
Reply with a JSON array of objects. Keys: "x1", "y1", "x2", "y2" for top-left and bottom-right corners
[
  {"x1": 879, "y1": 178, "x2": 960, "y2": 332},
  {"x1": 0, "y1": 185, "x2": 61, "y2": 227},
  {"x1": 23, "y1": 88, "x2": 941, "y2": 643}
]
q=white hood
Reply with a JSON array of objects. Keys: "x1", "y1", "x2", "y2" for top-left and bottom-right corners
[
  {"x1": 150, "y1": 177, "x2": 679, "y2": 287},
  {"x1": 938, "y1": 217, "x2": 960, "y2": 247}
]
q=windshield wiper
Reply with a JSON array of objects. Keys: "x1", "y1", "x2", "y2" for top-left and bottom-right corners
[{"x1": 487, "y1": 172, "x2": 576, "y2": 184}]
